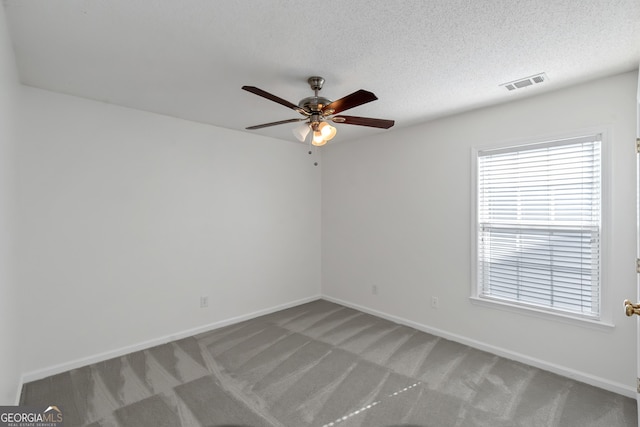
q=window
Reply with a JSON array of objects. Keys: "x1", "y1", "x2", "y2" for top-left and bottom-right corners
[{"x1": 475, "y1": 134, "x2": 602, "y2": 319}]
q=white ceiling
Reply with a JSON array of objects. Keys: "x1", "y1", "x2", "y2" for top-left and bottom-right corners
[{"x1": 3, "y1": 0, "x2": 639, "y2": 144}]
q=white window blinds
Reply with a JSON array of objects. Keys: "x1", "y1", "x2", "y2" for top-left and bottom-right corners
[{"x1": 477, "y1": 134, "x2": 601, "y2": 318}]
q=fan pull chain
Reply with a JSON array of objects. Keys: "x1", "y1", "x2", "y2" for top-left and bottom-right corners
[
  {"x1": 307, "y1": 137, "x2": 319, "y2": 166},
  {"x1": 309, "y1": 149, "x2": 318, "y2": 166}
]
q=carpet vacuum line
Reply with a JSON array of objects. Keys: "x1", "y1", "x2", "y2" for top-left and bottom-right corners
[{"x1": 321, "y1": 381, "x2": 422, "y2": 427}]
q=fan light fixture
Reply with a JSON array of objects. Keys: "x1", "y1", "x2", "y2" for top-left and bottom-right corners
[
  {"x1": 292, "y1": 123, "x2": 311, "y2": 142},
  {"x1": 292, "y1": 121, "x2": 336, "y2": 146},
  {"x1": 312, "y1": 122, "x2": 337, "y2": 146}
]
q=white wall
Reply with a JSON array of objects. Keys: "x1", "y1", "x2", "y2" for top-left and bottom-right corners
[
  {"x1": 0, "y1": 4, "x2": 20, "y2": 405},
  {"x1": 322, "y1": 71, "x2": 638, "y2": 395},
  {"x1": 16, "y1": 87, "x2": 321, "y2": 377}
]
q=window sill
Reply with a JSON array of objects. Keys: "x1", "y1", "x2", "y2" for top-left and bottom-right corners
[{"x1": 469, "y1": 296, "x2": 615, "y2": 332}]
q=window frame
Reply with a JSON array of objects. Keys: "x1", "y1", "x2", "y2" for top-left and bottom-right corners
[{"x1": 470, "y1": 129, "x2": 613, "y2": 329}]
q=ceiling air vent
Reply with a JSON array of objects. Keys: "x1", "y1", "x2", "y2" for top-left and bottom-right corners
[{"x1": 500, "y1": 73, "x2": 548, "y2": 91}]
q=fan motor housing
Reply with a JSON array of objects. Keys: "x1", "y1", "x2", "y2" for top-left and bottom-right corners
[{"x1": 298, "y1": 96, "x2": 332, "y2": 113}]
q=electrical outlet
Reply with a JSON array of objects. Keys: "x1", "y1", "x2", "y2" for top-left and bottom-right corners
[
  {"x1": 431, "y1": 296, "x2": 439, "y2": 309},
  {"x1": 200, "y1": 296, "x2": 209, "y2": 308},
  {"x1": 372, "y1": 285, "x2": 378, "y2": 295}
]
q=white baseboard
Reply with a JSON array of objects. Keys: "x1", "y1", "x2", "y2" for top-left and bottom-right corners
[
  {"x1": 21, "y1": 294, "x2": 321, "y2": 385},
  {"x1": 321, "y1": 295, "x2": 636, "y2": 399}
]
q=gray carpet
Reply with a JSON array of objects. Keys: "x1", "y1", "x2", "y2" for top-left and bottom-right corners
[{"x1": 21, "y1": 299, "x2": 637, "y2": 426}]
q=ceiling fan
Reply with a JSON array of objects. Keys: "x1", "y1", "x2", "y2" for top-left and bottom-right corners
[{"x1": 242, "y1": 76, "x2": 395, "y2": 146}]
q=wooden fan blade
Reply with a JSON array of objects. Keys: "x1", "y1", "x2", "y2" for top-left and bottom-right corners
[
  {"x1": 246, "y1": 118, "x2": 306, "y2": 130},
  {"x1": 322, "y1": 89, "x2": 378, "y2": 115},
  {"x1": 242, "y1": 86, "x2": 306, "y2": 113},
  {"x1": 332, "y1": 115, "x2": 395, "y2": 129}
]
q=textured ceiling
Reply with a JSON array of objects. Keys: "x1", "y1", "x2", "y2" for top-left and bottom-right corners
[{"x1": 3, "y1": 0, "x2": 640, "y2": 144}]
